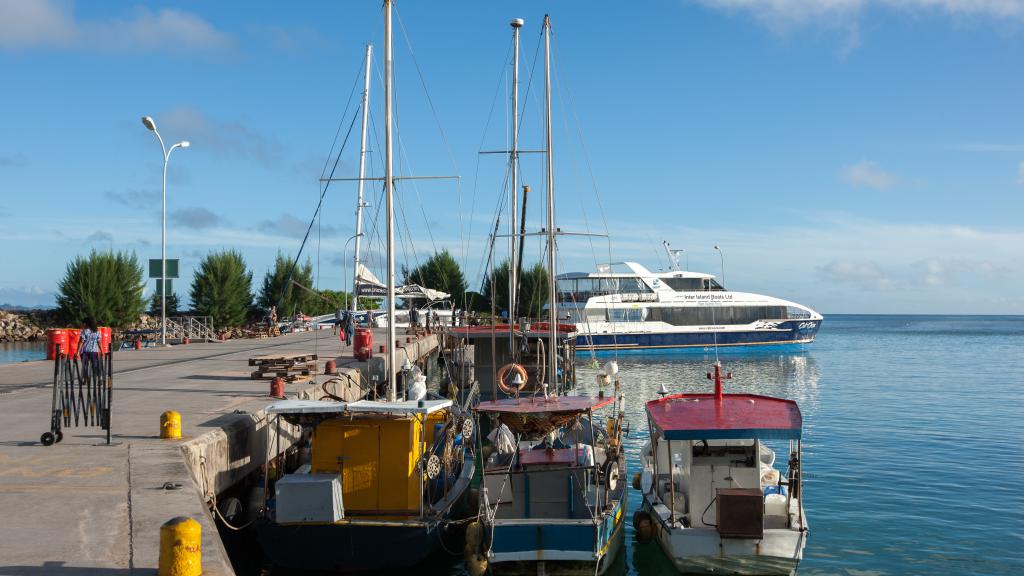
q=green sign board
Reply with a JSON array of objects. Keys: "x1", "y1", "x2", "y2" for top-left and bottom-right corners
[
  {"x1": 155, "y1": 279, "x2": 173, "y2": 296},
  {"x1": 149, "y1": 259, "x2": 179, "y2": 279}
]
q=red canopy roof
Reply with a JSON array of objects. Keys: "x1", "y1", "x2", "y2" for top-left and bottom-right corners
[
  {"x1": 475, "y1": 395, "x2": 614, "y2": 414},
  {"x1": 646, "y1": 393, "x2": 802, "y2": 440}
]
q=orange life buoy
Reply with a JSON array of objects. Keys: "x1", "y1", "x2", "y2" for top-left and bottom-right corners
[{"x1": 496, "y1": 363, "x2": 528, "y2": 395}]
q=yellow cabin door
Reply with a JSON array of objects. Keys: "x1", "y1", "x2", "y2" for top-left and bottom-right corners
[{"x1": 339, "y1": 423, "x2": 380, "y2": 511}]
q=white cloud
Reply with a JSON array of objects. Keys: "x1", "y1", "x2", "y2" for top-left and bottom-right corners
[
  {"x1": 171, "y1": 207, "x2": 224, "y2": 231},
  {"x1": 894, "y1": 0, "x2": 1024, "y2": 19},
  {"x1": 817, "y1": 259, "x2": 896, "y2": 290},
  {"x1": 0, "y1": 286, "x2": 56, "y2": 308},
  {"x1": 691, "y1": 0, "x2": 864, "y2": 30},
  {"x1": 258, "y1": 214, "x2": 338, "y2": 239},
  {"x1": 690, "y1": 0, "x2": 1024, "y2": 51},
  {"x1": 105, "y1": 188, "x2": 160, "y2": 209},
  {"x1": 0, "y1": 1, "x2": 232, "y2": 52},
  {"x1": 156, "y1": 107, "x2": 283, "y2": 168},
  {"x1": 82, "y1": 230, "x2": 114, "y2": 244},
  {"x1": 841, "y1": 161, "x2": 899, "y2": 189}
]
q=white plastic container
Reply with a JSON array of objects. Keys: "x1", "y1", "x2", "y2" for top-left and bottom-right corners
[{"x1": 764, "y1": 493, "x2": 788, "y2": 517}]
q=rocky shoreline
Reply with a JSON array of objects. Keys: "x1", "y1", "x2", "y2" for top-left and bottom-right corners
[
  {"x1": 0, "y1": 310, "x2": 50, "y2": 342},
  {"x1": 0, "y1": 309, "x2": 271, "y2": 343}
]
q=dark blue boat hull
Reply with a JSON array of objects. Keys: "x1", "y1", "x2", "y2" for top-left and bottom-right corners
[
  {"x1": 255, "y1": 519, "x2": 453, "y2": 573},
  {"x1": 577, "y1": 320, "x2": 821, "y2": 353}
]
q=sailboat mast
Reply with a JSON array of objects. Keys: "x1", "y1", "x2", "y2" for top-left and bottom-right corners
[
  {"x1": 352, "y1": 43, "x2": 373, "y2": 316},
  {"x1": 509, "y1": 18, "x2": 523, "y2": 324},
  {"x1": 384, "y1": 0, "x2": 397, "y2": 401},
  {"x1": 543, "y1": 15, "x2": 557, "y2": 394}
]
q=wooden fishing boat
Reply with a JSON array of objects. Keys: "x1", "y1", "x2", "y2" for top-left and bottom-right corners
[
  {"x1": 254, "y1": 1, "x2": 474, "y2": 570},
  {"x1": 634, "y1": 362, "x2": 808, "y2": 575},
  {"x1": 470, "y1": 391, "x2": 627, "y2": 575},
  {"x1": 255, "y1": 398, "x2": 475, "y2": 572}
]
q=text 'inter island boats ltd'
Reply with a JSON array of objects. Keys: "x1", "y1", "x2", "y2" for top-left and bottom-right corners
[
  {"x1": 557, "y1": 244, "x2": 823, "y2": 353},
  {"x1": 633, "y1": 362, "x2": 808, "y2": 575}
]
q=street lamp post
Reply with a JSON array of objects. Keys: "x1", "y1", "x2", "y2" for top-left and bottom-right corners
[
  {"x1": 142, "y1": 116, "x2": 189, "y2": 346},
  {"x1": 713, "y1": 245, "x2": 726, "y2": 288}
]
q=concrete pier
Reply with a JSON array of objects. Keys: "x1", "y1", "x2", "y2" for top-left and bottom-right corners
[{"x1": 0, "y1": 328, "x2": 440, "y2": 575}]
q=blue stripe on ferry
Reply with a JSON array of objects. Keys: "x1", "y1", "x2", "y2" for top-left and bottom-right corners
[{"x1": 577, "y1": 321, "x2": 821, "y2": 351}]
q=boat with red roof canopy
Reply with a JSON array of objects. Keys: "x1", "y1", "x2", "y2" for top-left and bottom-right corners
[
  {"x1": 634, "y1": 362, "x2": 808, "y2": 575},
  {"x1": 471, "y1": 387, "x2": 628, "y2": 575}
]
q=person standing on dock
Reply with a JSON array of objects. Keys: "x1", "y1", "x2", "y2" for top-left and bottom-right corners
[
  {"x1": 343, "y1": 311, "x2": 354, "y2": 346},
  {"x1": 78, "y1": 317, "x2": 101, "y2": 378}
]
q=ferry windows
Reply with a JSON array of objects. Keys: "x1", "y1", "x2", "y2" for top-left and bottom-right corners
[
  {"x1": 786, "y1": 306, "x2": 812, "y2": 319},
  {"x1": 663, "y1": 277, "x2": 703, "y2": 291},
  {"x1": 710, "y1": 279, "x2": 725, "y2": 291},
  {"x1": 607, "y1": 307, "x2": 647, "y2": 322},
  {"x1": 648, "y1": 306, "x2": 790, "y2": 326}
]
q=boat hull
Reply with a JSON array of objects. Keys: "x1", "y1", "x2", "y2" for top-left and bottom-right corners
[
  {"x1": 255, "y1": 519, "x2": 448, "y2": 572},
  {"x1": 643, "y1": 499, "x2": 804, "y2": 576},
  {"x1": 488, "y1": 492, "x2": 626, "y2": 575},
  {"x1": 576, "y1": 320, "x2": 821, "y2": 353}
]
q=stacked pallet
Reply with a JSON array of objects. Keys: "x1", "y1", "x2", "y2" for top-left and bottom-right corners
[{"x1": 249, "y1": 353, "x2": 318, "y2": 382}]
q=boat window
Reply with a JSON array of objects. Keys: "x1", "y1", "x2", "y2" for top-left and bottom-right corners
[
  {"x1": 607, "y1": 307, "x2": 647, "y2": 322},
  {"x1": 663, "y1": 277, "x2": 703, "y2": 291},
  {"x1": 710, "y1": 279, "x2": 725, "y2": 291},
  {"x1": 648, "y1": 306, "x2": 790, "y2": 326},
  {"x1": 558, "y1": 275, "x2": 652, "y2": 304},
  {"x1": 786, "y1": 306, "x2": 812, "y2": 319}
]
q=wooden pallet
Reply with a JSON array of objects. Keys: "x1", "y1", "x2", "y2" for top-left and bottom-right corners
[
  {"x1": 250, "y1": 372, "x2": 311, "y2": 383},
  {"x1": 251, "y1": 368, "x2": 314, "y2": 379},
  {"x1": 248, "y1": 353, "x2": 318, "y2": 367}
]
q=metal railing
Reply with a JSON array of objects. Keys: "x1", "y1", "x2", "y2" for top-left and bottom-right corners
[{"x1": 165, "y1": 316, "x2": 216, "y2": 341}]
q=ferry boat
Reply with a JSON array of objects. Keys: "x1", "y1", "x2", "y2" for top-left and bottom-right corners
[
  {"x1": 557, "y1": 261, "x2": 822, "y2": 352},
  {"x1": 633, "y1": 362, "x2": 808, "y2": 574}
]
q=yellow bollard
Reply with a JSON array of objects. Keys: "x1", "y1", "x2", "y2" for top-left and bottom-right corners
[
  {"x1": 160, "y1": 410, "x2": 182, "y2": 439},
  {"x1": 159, "y1": 516, "x2": 201, "y2": 576}
]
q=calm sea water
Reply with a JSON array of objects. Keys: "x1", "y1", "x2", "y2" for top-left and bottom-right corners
[
  {"x1": 570, "y1": 314, "x2": 1024, "y2": 576},
  {"x1": 9, "y1": 317, "x2": 1023, "y2": 575},
  {"x1": 0, "y1": 341, "x2": 45, "y2": 363}
]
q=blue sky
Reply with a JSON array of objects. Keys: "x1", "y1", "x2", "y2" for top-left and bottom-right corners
[{"x1": 0, "y1": 0, "x2": 1022, "y2": 314}]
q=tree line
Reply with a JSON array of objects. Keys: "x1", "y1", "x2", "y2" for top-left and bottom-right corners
[{"x1": 56, "y1": 248, "x2": 549, "y2": 329}]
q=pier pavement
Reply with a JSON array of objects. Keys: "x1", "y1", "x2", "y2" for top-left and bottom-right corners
[{"x1": 0, "y1": 328, "x2": 440, "y2": 575}]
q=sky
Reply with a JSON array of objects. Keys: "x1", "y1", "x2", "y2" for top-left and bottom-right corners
[{"x1": 0, "y1": 0, "x2": 1022, "y2": 315}]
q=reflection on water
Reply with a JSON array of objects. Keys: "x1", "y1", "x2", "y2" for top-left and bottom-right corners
[{"x1": 572, "y1": 316, "x2": 1024, "y2": 576}]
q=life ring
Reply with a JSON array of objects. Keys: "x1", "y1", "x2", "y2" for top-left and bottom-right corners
[{"x1": 497, "y1": 363, "x2": 528, "y2": 395}]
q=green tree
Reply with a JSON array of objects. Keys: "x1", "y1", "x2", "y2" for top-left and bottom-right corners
[
  {"x1": 463, "y1": 291, "x2": 491, "y2": 313},
  {"x1": 480, "y1": 259, "x2": 511, "y2": 314},
  {"x1": 258, "y1": 252, "x2": 315, "y2": 318},
  {"x1": 303, "y1": 289, "x2": 381, "y2": 315},
  {"x1": 403, "y1": 249, "x2": 467, "y2": 305},
  {"x1": 56, "y1": 250, "x2": 146, "y2": 328},
  {"x1": 190, "y1": 250, "x2": 253, "y2": 328},
  {"x1": 149, "y1": 291, "x2": 181, "y2": 316},
  {"x1": 519, "y1": 262, "x2": 550, "y2": 319}
]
